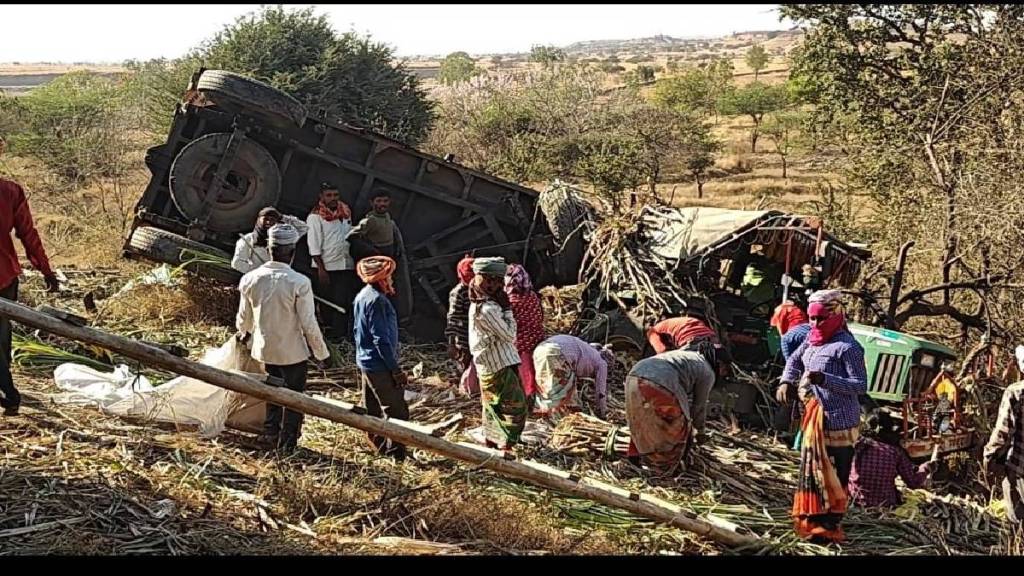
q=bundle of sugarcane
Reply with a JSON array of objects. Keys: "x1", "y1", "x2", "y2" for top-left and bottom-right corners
[
  {"x1": 540, "y1": 284, "x2": 585, "y2": 336},
  {"x1": 548, "y1": 412, "x2": 631, "y2": 459},
  {"x1": 11, "y1": 333, "x2": 114, "y2": 373}
]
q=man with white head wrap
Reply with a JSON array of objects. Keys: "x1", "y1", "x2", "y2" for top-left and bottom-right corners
[
  {"x1": 236, "y1": 223, "x2": 330, "y2": 452},
  {"x1": 984, "y1": 345, "x2": 1024, "y2": 524}
]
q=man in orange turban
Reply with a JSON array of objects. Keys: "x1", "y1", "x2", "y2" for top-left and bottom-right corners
[{"x1": 353, "y1": 256, "x2": 408, "y2": 460}]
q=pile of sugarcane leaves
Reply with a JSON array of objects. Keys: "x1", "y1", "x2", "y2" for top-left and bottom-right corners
[
  {"x1": 579, "y1": 208, "x2": 716, "y2": 329},
  {"x1": 516, "y1": 416, "x2": 1014, "y2": 555}
]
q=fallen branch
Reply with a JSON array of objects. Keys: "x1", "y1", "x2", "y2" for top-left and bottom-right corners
[{"x1": 0, "y1": 517, "x2": 87, "y2": 538}]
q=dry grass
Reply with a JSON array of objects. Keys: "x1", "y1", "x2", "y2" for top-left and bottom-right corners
[{"x1": 2, "y1": 271, "x2": 1018, "y2": 556}]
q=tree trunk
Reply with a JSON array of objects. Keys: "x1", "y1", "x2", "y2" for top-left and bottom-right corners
[
  {"x1": 779, "y1": 154, "x2": 787, "y2": 179},
  {"x1": 696, "y1": 173, "x2": 705, "y2": 199},
  {"x1": 886, "y1": 241, "x2": 915, "y2": 329},
  {"x1": 750, "y1": 127, "x2": 759, "y2": 153}
]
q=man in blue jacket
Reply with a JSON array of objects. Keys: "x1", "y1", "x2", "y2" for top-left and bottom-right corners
[{"x1": 353, "y1": 255, "x2": 409, "y2": 460}]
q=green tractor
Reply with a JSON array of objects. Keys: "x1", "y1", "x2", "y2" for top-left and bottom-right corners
[{"x1": 847, "y1": 324, "x2": 974, "y2": 459}]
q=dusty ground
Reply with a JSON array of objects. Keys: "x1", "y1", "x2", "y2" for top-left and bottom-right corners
[{"x1": 0, "y1": 269, "x2": 1016, "y2": 556}]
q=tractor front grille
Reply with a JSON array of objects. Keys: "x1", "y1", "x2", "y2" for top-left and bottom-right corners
[{"x1": 872, "y1": 353, "x2": 906, "y2": 396}]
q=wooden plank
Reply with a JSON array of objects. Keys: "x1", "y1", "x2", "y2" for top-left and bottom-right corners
[{"x1": 0, "y1": 299, "x2": 760, "y2": 550}]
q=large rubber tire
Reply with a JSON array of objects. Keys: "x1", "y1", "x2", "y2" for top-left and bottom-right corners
[
  {"x1": 539, "y1": 185, "x2": 593, "y2": 285},
  {"x1": 169, "y1": 133, "x2": 281, "y2": 233},
  {"x1": 196, "y1": 69, "x2": 307, "y2": 129},
  {"x1": 127, "y1": 226, "x2": 242, "y2": 285},
  {"x1": 577, "y1": 308, "x2": 645, "y2": 353}
]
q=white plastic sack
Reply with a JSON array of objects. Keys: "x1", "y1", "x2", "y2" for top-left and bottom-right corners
[
  {"x1": 52, "y1": 338, "x2": 267, "y2": 438},
  {"x1": 53, "y1": 364, "x2": 154, "y2": 405},
  {"x1": 114, "y1": 264, "x2": 182, "y2": 297}
]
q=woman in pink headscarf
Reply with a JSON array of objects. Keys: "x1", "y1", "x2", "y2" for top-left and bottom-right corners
[
  {"x1": 505, "y1": 263, "x2": 545, "y2": 402},
  {"x1": 778, "y1": 289, "x2": 867, "y2": 544}
]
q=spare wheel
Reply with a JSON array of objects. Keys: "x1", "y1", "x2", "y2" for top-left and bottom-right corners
[
  {"x1": 127, "y1": 226, "x2": 242, "y2": 285},
  {"x1": 196, "y1": 69, "x2": 307, "y2": 129},
  {"x1": 169, "y1": 133, "x2": 281, "y2": 233},
  {"x1": 538, "y1": 184, "x2": 593, "y2": 285}
]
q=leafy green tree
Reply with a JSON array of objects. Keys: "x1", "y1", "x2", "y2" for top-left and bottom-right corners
[
  {"x1": 680, "y1": 128, "x2": 720, "y2": 198},
  {"x1": 761, "y1": 110, "x2": 804, "y2": 179},
  {"x1": 439, "y1": 51, "x2": 481, "y2": 85},
  {"x1": 624, "y1": 65, "x2": 656, "y2": 87},
  {"x1": 121, "y1": 57, "x2": 199, "y2": 138},
  {"x1": 745, "y1": 44, "x2": 769, "y2": 80},
  {"x1": 126, "y1": 6, "x2": 434, "y2": 143},
  {"x1": 3, "y1": 72, "x2": 134, "y2": 182},
  {"x1": 652, "y1": 69, "x2": 713, "y2": 116},
  {"x1": 782, "y1": 3, "x2": 1024, "y2": 337},
  {"x1": 717, "y1": 82, "x2": 789, "y2": 152},
  {"x1": 427, "y1": 64, "x2": 711, "y2": 211}
]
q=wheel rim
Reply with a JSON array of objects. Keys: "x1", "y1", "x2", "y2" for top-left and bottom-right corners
[{"x1": 169, "y1": 133, "x2": 280, "y2": 233}]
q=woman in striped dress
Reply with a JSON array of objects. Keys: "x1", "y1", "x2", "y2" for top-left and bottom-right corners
[
  {"x1": 446, "y1": 256, "x2": 478, "y2": 395},
  {"x1": 468, "y1": 257, "x2": 527, "y2": 450}
]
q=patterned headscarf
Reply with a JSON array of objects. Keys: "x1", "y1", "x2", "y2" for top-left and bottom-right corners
[
  {"x1": 457, "y1": 256, "x2": 475, "y2": 286},
  {"x1": 313, "y1": 198, "x2": 352, "y2": 222},
  {"x1": 357, "y1": 256, "x2": 397, "y2": 295},
  {"x1": 504, "y1": 263, "x2": 534, "y2": 299},
  {"x1": 267, "y1": 223, "x2": 299, "y2": 248},
  {"x1": 472, "y1": 257, "x2": 507, "y2": 277}
]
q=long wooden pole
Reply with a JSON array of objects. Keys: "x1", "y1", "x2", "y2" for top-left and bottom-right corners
[{"x1": 0, "y1": 298, "x2": 760, "y2": 549}]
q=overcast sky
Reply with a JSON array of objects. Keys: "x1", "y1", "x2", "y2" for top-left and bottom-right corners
[{"x1": 1, "y1": 4, "x2": 789, "y2": 63}]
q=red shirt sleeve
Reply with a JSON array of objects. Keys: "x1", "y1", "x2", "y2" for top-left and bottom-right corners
[
  {"x1": 648, "y1": 320, "x2": 671, "y2": 354},
  {"x1": 11, "y1": 184, "x2": 53, "y2": 277}
]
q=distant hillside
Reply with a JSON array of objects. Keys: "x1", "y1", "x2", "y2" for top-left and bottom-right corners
[{"x1": 559, "y1": 29, "x2": 801, "y2": 56}]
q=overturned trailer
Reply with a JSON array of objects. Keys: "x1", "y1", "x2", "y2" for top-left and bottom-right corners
[
  {"x1": 578, "y1": 205, "x2": 974, "y2": 459},
  {"x1": 121, "y1": 69, "x2": 589, "y2": 340}
]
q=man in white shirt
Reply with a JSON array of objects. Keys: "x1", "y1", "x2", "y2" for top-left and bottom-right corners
[
  {"x1": 306, "y1": 182, "x2": 356, "y2": 340},
  {"x1": 231, "y1": 207, "x2": 309, "y2": 275},
  {"x1": 236, "y1": 223, "x2": 330, "y2": 452}
]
